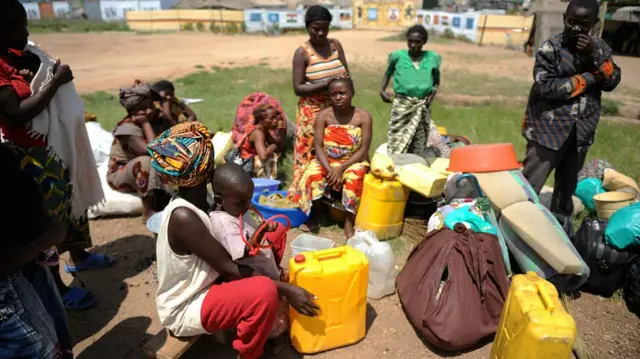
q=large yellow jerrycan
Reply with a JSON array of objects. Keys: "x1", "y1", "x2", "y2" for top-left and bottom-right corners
[
  {"x1": 491, "y1": 272, "x2": 576, "y2": 359},
  {"x1": 355, "y1": 173, "x2": 409, "y2": 239},
  {"x1": 289, "y1": 246, "x2": 369, "y2": 354}
]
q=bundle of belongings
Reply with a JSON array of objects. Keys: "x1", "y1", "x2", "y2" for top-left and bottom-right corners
[
  {"x1": 570, "y1": 160, "x2": 640, "y2": 312},
  {"x1": 396, "y1": 144, "x2": 623, "y2": 352}
]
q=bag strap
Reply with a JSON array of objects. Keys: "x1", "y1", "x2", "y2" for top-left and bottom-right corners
[{"x1": 239, "y1": 209, "x2": 291, "y2": 257}]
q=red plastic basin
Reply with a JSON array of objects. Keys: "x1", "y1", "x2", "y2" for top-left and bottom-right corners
[{"x1": 448, "y1": 143, "x2": 521, "y2": 173}]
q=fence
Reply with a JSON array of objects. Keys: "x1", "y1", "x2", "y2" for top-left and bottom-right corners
[
  {"x1": 125, "y1": 9, "x2": 244, "y2": 32},
  {"x1": 243, "y1": 8, "x2": 353, "y2": 33},
  {"x1": 22, "y1": 1, "x2": 71, "y2": 20}
]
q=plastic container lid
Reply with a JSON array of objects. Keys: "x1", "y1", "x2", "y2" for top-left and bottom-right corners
[
  {"x1": 146, "y1": 211, "x2": 164, "y2": 234},
  {"x1": 448, "y1": 143, "x2": 521, "y2": 173},
  {"x1": 294, "y1": 254, "x2": 306, "y2": 263}
]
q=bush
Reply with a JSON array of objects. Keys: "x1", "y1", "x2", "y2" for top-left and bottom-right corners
[
  {"x1": 209, "y1": 22, "x2": 220, "y2": 33},
  {"x1": 225, "y1": 22, "x2": 239, "y2": 34},
  {"x1": 195, "y1": 22, "x2": 205, "y2": 32},
  {"x1": 183, "y1": 23, "x2": 194, "y2": 31},
  {"x1": 456, "y1": 34, "x2": 473, "y2": 43},
  {"x1": 28, "y1": 19, "x2": 129, "y2": 33},
  {"x1": 601, "y1": 98, "x2": 621, "y2": 116},
  {"x1": 443, "y1": 28, "x2": 455, "y2": 39}
]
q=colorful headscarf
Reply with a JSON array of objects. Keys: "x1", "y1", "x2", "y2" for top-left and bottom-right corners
[
  {"x1": 147, "y1": 122, "x2": 215, "y2": 187},
  {"x1": 119, "y1": 85, "x2": 154, "y2": 113}
]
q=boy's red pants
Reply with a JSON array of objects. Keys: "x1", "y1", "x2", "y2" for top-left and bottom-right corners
[{"x1": 199, "y1": 222, "x2": 288, "y2": 359}]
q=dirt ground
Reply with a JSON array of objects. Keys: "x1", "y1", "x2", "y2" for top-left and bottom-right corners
[
  {"x1": 33, "y1": 30, "x2": 640, "y2": 358},
  {"x1": 32, "y1": 30, "x2": 640, "y2": 94}
]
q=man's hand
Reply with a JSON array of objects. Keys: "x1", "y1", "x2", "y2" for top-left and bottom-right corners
[{"x1": 576, "y1": 34, "x2": 597, "y2": 57}]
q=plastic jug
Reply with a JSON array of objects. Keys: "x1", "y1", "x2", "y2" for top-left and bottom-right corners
[
  {"x1": 355, "y1": 174, "x2": 409, "y2": 240},
  {"x1": 212, "y1": 132, "x2": 233, "y2": 164},
  {"x1": 490, "y1": 272, "x2": 576, "y2": 359},
  {"x1": 347, "y1": 230, "x2": 396, "y2": 299},
  {"x1": 289, "y1": 246, "x2": 369, "y2": 354},
  {"x1": 397, "y1": 163, "x2": 448, "y2": 198}
]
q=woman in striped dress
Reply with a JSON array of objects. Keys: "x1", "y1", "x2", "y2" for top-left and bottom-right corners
[{"x1": 288, "y1": 6, "x2": 349, "y2": 215}]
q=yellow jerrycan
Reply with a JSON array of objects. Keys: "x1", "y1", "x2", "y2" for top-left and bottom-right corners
[
  {"x1": 491, "y1": 272, "x2": 576, "y2": 359},
  {"x1": 355, "y1": 173, "x2": 409, "y2": 239},
  {"x1": 288, "y1": 246, "x2": 369, "y2": 354}
]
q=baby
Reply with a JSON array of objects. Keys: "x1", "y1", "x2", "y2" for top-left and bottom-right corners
[{"x1": 209, "y1": 163, "x2": 286, "y2": 280}]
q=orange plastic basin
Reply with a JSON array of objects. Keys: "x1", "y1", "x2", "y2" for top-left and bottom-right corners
[{"x1": 448, "y1": 143, "x2": 521, "y2": 173}]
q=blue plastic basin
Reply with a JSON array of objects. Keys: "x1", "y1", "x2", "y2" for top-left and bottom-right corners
[
  {"x1": 251, "y1": 190, "x2": 308, "y2": 228},
  {"x1": 252, "y1": 178, "x2": 281, "y2": 194}
]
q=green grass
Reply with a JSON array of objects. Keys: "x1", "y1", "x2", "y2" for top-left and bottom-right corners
[
  {"x1": 84, "y1": 66, "x2": 640, "y2": 185},
  {"x1": 379, "y1": 32, "x2": 457, "y2": 45},
  {"x1": 28, "y1": 19, "x2": 129, "y2": 33}
]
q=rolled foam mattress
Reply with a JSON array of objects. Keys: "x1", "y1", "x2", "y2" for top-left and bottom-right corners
[
  {"x1": 501, "y1": 201, "x2": 586, "y2": 275},
  {"x1": 473, "y1": 170, "x2": 539, "y2": 211}
]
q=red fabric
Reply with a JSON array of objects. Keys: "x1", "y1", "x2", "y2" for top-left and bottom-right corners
[
  {"x1": 239, "y1": 125, "x2": 258, "y2": 160},
  {"x1": 264, "y1": 223, "x2": 287, "y2": 266},
  {"x1": 200, "y1": 276, "x2": 279, "y2": 359},
  {"x1": 0, "y1": 55, "x2": 46, "y2": 147}
]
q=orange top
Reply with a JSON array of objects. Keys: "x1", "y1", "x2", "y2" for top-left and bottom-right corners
[{"x1": 302, "y1": 39, "x2": 347, "y2": 85}]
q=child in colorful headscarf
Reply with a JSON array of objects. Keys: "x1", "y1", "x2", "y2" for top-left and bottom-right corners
[
  {"x1": 289, "y1": 78, "x2": 371, "y2": 238},
  {"x1": 149, "y1": 122, "x2": 318, "y2": 359}
]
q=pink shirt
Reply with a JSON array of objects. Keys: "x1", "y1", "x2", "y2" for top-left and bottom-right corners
[{"x1": 209, "y1": 211, "x2": 279, "y2": 280}]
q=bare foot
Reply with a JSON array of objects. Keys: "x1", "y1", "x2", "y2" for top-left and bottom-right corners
[{"x1": 344, "y1": 213, "x2": 356, "y2": 239}]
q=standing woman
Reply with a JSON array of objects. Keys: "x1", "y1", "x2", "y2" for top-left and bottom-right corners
[
  {"x1": 0, "y1": 0, "x2": 112, "y2": 311},
  {"x1": 380, "y1": 25, "x2": 441, "y2": 155},
  {"x1": 288, "y1": 5, "x2": 349, "y2": 198}
]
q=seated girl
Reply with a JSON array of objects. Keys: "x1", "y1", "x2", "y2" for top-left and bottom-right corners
[
  {"x1": 225, "y1": 104, "x2": 281, "y2": 179},
  {"x1": 231, "y1": 92, "x2": 287, "y2": 152},
  {"x1": 107, "y1": 85, "x2": 171, "y2": 219},
  {"x1": 289, "y1": 78, "x2": 371, "y2": 238},
  {"x1": 151, "y1": 80, "x2": 197, "y2": 124}
]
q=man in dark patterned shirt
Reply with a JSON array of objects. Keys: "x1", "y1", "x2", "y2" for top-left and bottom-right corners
[{"x1": 521, "y1": 0, "x2": 621, "y2": 217}]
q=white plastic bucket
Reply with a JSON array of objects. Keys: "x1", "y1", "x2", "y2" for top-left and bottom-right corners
[{"x1": 291, "y1": 234, "x2": 335, "y2": 257}]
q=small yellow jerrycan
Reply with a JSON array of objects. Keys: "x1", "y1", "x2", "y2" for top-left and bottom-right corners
[
  {"x1": 490, "y1": 272, "x2": 576, "y2": 359},
  {"x1": 289, "y1": 246, "x2": 369, "y2": 354},
  {"x1": 355, "y1": 174, "x2": 409, "y2": 240}
]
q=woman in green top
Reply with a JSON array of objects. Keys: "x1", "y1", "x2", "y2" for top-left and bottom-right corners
[{"x1": 380, "y1": 25, "x2": 441, "y2": 155}]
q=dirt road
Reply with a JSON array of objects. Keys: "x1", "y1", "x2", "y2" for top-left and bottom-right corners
[{"x1": 30, "y1": 30, "x2": 640, "y2": 94}]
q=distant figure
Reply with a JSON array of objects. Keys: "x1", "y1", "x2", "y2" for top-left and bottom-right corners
[
  {"x1": 288, "y1": 5, "x2": 350, "y2": 203},
  {"x1": 225, "y1": 103, "x2": 281, "y2": 179},
  {"x1": 108, "y1": 84, "x2": 171, "y2": 220},
  {"x1": 152, "y1": 80, "x2": 198, "y2": 124},
  {"x1": 380, "y1": 25, "x2": 444, "y2": 156},
  {"x1": 289, "y1": 78, "x2": 371, "y2": 238},
  {"x1": 521, "y1": 0, "x2": 621, "y2": 218}
]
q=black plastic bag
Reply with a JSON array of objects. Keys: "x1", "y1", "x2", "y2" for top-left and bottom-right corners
[{"x1": 572, "y1": 219, "x2": 639, "y2": 297}]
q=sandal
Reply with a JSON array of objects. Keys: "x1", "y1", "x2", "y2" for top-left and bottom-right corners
[
  {"x1": 64, "y1": 253, "x2": 116, "y2": 274},
  {"x1": 62, "y1": 287, "x2": 97, "y2": 311}
]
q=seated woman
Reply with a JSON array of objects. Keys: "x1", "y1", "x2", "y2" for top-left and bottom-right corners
[
  {"x1": 107, "y1": 85, "x2": 170, "y2": 219},
  {"x1": 152, "y1": 80, "x2": 197, "y2": 124},
  {"x1": 231, "y1": 92, "x2": 287, "y2": 153},
  {"x1": 225, "y1": 104, "x2": 280, "y2": 179},
  {"x1": 289, "y1": 78, "x2": 371, "y2": 238},
  {"x1": 148, "y1": 122, "x2": 318, "y2": 359}
]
